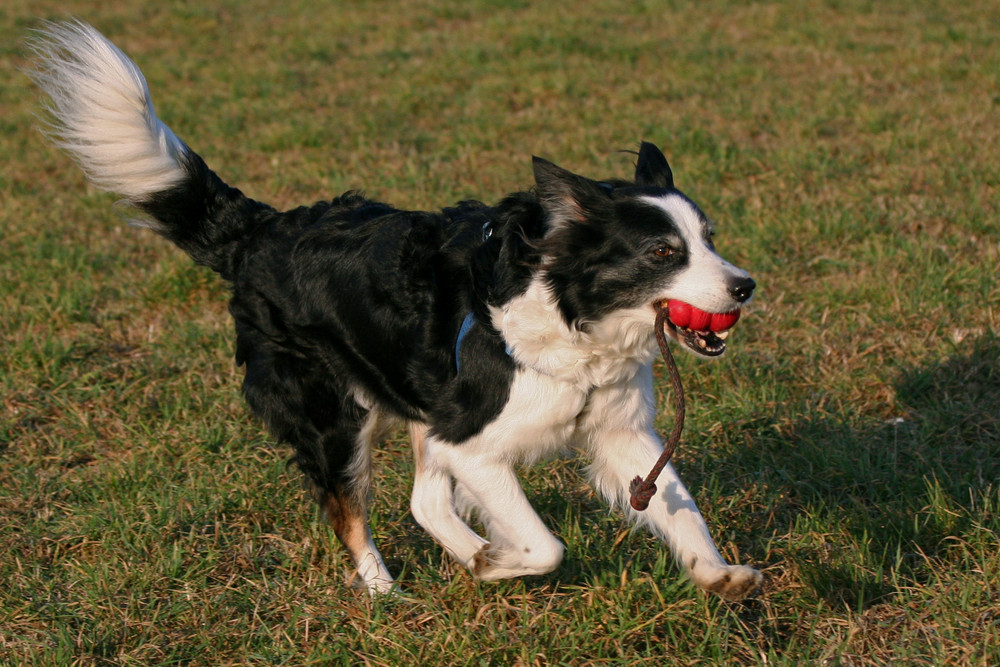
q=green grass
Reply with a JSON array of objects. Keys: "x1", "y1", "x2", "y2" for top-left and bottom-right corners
[{"x1": 3, "y1": 0, "x2": 999, "y2": 664}]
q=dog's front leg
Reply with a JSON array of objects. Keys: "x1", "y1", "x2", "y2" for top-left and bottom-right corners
[
  {"x1": 587, "y1": 431, "x2": 762, "y2": 600},
  {"x1": 412, "y1": 429, "x2": 565, "y2": 581},
  {"x1": 409, "y1": 423, "x2": 491, "y2": 569},
  {"x1": 581, "y1": 373, "x2": 762, "y2": 600}
]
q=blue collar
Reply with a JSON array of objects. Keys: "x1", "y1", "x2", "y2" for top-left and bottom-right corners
[
  {"x1": 455, "y1": 312, "x2": 477, "y2": 373},
  {"x1": 455, "y1": 312, "x2": 513, "y2": 373},
  {"x1": 455, "y1": 223, "x2": 500, "y2": 373}
]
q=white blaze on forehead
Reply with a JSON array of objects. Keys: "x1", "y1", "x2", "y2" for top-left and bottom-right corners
[
  {"x1": 639, "y1": 194, "x2": 751, "y2": 312},
  {"x1": 640, "y1": 193, "x2": 711, "y2": 252}
]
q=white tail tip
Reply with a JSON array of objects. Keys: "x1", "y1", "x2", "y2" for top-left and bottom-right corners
[{"x1": 28, "y1": 20, "x2": 188, "y2": 201}]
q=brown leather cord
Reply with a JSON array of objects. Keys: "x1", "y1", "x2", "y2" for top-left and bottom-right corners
[{"x1": 628, "y1": 305, "x2": 686, "y2": 511}]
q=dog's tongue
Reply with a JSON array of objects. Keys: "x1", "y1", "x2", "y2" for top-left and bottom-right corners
[{"x1": 665, "y1": 299, "x2": 740, "y2": 332}]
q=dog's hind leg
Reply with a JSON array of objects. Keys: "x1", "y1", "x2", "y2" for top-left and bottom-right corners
[
  {"x1": 314, "y1": 483, "x2": 395, "y2": 594},
  {"x1": 240, "y1": 353, "x2": 395, "y2": 594},
  {"x1": 312, "y1": 408, "x2": 396, "y2": 595}
]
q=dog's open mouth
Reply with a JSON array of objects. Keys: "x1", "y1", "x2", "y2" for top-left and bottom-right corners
[{"x1": 657, "y1": 299, "x2": 740, "y2": 357}]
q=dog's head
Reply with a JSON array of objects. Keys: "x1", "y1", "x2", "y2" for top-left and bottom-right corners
[{"x1": 534, "y1": 142, "x2": 755, "y2": 357}]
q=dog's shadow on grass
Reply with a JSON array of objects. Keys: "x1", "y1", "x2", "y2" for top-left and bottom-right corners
[
  {"x1": 731, "y1": 332, "x2": 999, "y2": 609},
  {"x1": 376, "y1": 334, "x2": 999, "y2": 607}
]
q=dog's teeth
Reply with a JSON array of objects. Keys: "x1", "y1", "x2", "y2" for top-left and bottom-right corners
[
  {"x1": 697, "y1": 337, "x2": 707, "y2": 349},
  {"x1": 716, "y1": 330, "x2": 730, "y2": 340}
]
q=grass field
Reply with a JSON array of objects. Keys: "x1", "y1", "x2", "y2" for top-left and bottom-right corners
[{"x1": 2, "y1": 0, "x2": 999, "y2": 664}]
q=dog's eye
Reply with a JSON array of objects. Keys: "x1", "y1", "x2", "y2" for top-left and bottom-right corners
[{"x1": 652, "y1": 244, "x2": 675, "y2": 257}]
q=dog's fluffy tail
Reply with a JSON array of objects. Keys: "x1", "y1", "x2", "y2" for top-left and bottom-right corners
[{"x1": 29, "y1": 20, "x2": 271, "y2": 279}]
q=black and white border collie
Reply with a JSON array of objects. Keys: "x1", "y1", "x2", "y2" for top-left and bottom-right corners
[{"x1": 30, "y1": 21, "x2": 762, "y2": 600}]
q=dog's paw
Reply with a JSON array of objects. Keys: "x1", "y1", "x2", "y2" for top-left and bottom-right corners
[
  {"x1": 702, "y1": 565, "x2": 763, "y2": 601},
  {"x1": 348, "y1": 572, "x2": 399, "y2": 597},
  {"x1": 468, "y1": 543, "x2": 519, "y2": 581},
  {"x1": 469, "y1": 541, "x2": 564, "y2": 581}
]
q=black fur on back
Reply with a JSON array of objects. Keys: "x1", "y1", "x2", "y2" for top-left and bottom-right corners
[{"x1": 144, "y1": 156, "x2": 551, "y2": 489}]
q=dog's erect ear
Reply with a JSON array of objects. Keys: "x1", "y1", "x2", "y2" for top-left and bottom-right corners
[
  {"x1": 634, "y1": 141, "x2": 674, "y2": 189},
  {"x1": 533, "y1": 156, "x2": 609, "y2": 227}
]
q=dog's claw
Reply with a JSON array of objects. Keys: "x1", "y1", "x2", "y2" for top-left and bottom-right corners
[{"x1": 471, "y1": 543, "x2": 494, "y2": 576}]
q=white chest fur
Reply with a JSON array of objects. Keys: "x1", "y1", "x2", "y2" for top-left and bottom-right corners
[
  {"x1": 467, "y1": 368, "x2": 589, "y2": 463},
  {"x1": 490, "y1": 278, "x2": 660, "y2": 392},
  {"x1": 459, "y1": 276, "x2": 664, "y2": 461}
]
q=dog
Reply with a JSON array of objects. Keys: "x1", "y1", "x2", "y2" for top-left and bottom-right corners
[{"x1": 30, "y1": 21, "x2": 762, "y2": 600}]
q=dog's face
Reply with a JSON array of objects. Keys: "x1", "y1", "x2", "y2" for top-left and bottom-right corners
[{"x1": 535, "y1": 143, "x2": 754, "y2": 357}]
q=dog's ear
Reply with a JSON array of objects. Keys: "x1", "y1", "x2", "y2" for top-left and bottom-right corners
[
  {"x1": 533, "y1": 156, "x2": 609, "y2": 227},
  {"x1": 634, "y1": 141, "x2": 674, "y2": 189}
]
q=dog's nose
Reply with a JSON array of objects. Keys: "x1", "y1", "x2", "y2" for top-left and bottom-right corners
[{"x1": 730, "y1": 277, "x2": 756, "y2": 303}]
